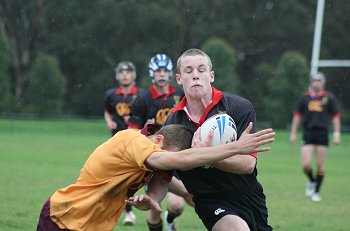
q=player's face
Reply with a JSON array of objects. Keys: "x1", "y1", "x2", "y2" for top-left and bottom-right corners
[
  {"x1": 153, "y1": 68, "x2": 170, "y2": 87},
  {"x1": 310, "y1": 80, "x2": 324, "y2": 92},
  {"x1": 117, "y1": 70, "x2": 134, "y2": 87},
  {"x1": 176, "y1": 55, "x2": 214, "y2": 99}
]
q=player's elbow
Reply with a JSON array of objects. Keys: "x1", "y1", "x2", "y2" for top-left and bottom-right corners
[{"x1": 243, "y1": 157, "x2": 256, "y2": 174}]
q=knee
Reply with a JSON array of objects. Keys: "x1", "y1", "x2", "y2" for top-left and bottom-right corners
[{"x1": 167, "y1": 202, "x2": 184, "y2": 216}]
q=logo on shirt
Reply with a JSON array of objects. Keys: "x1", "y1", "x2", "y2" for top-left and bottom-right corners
[{"x1": 214, "y1": 208, "x2": 226, "y2": 215}]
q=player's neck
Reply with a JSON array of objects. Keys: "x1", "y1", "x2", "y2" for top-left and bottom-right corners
[
  {"x1": 185, "y1": 96, "x2": 212, "y2": 122},
  {"x1": 153, "y1": 84, "x2": 169, "y2": 95},
  {"x1": 120, "y1": 84, "x2": 134, "y2": 94}
]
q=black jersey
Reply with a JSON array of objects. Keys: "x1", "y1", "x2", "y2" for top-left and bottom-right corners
[
  {"x1": 104, "y1": 85, "x2": 144, "y2": 134},
  {"x1": 165, "y1": 87, "x2": 259, "y2": 196},
  {"x1": 128, "y1": 85, "x2": 184, "y2": 129},
  {"x1": 294, "y1": 90, "x2": 341, "y2": 131}
]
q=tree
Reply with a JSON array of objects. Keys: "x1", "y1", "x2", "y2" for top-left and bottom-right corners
[
  {"x1": 0, "y1": 36, "x2": 13, "y2": 111},
  {"x1": 202, "y1": 37, "x2": 239, "y2": 94},
  {"x1": 0, "y1": 0, "x2": 46, "y2": 104},
  {"x1": 265, "y1": 51, "x2": 309, "y2": 128},
  {"x1": 23, "y1": 53, "x2": 66, "y2": 114}
]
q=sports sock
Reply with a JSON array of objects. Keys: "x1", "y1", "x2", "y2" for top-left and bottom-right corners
[
  {"x1": 147, "y1": 219, "x2": 162, "y2": 231},
  {"x1": 315, "y1": 170, "x2": 325, "y2": 193},
  {"x1": 303, "y1": 168, "x2": 315, "y2": 182},
  {"x1": 166, "y1": 211, "x2": 177, "y2": 223},
  {"x1": 125, "y1": 204, "x2": 132, "y2": 212}
]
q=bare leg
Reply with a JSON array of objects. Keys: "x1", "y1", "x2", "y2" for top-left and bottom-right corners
[{"x1": 212, "y1": 215, "x2": 250, "y2": 231}]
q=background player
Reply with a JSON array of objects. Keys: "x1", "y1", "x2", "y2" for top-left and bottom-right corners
[
  {"x1": 165, "y1": 48, "x2": 273, "y2": 231},
  {"x1": 104, "y1": 61, "x2": 144, "y2": 224},
  {"x1": 290, "y1": 72, "x2": 341, "y2": 202},
  {"x1": 128, "y1": 54, "x2": 185, "y2": 231}
]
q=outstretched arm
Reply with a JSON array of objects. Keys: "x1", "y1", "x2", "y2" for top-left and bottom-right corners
[{"x1": 147, "y1": 122, "x2": 275, "y2": 171}]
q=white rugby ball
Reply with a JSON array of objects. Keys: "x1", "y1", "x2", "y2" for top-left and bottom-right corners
[{"x1": 200, "y1": 113, "x2": 237, "y2": 146}]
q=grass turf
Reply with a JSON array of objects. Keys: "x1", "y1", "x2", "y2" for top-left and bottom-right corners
[{"x1": 0, "y1": 119, "x2": 349, "y2": 231}]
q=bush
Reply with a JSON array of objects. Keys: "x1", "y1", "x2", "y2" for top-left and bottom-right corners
[
  {"x1": 202, "y1": 37, "x2": 239, "y2": 94},
  {"x1": 23, "y1": 53, "x2": 67, "y2": 114},
  {"x1": 265, "y1": 51, "x2": 309, "y2": 128}
]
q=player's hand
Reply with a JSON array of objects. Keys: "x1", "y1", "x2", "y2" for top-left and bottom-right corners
[
  {"x1": 191, "y1": 127, "x2": 214, "y2": 148},
  {"x1": 289, "y1": 133, "x2": 297, "y2": 144},
  {"x1": 107, "y1": 121, "x2": 117, "y2": 130},
  {"x1": 125, "y1": 194, "x2": 162, "y2": 212},
  {"x1": 236, "y1": 122, "x2": 275, "y2": 154},
  {"x1": 333, "y1": 133, "x2": 341, "y2": 145},
  {"x1": 145, "y1": 118, "x2": 155, "y2": 126}
]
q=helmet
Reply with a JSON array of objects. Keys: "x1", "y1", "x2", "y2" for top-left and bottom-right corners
[
  {"x1": 310, "y1": 72, "x2": 326, "y2": 85},
  {"x1": 149, "y1": 54, "x2": 173, "y2": 80},
  {"x1": 115, "y1": 61, "x2": 136, "y2": 80}
]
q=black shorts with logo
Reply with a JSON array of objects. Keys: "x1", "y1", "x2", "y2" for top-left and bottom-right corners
[
  {"x1": 302, "y1": 128, "x2": 329, "y2": 146},
  {"x1": 193, "y1": 182, "x2": 272, "y2": 231}
]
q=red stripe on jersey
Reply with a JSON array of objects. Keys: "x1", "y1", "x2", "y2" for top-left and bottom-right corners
[
  {"x1": 126, "y1": 121, "x2": 142, "y2": 129},
  {"x1": 250, "y1": 153, "x2": 258, "y2": 159},
  {"x1": 149, "y1": 85, "x2": 176, "y2": 99},
  {"x1": 115, "y1": 85, "x2": 138, "y2": 95},
  {"x1": 171, "y1": 87, "x2": 223, "y2": 127},
  {"x1": 332, "y1": 112, "x2": 341, "y2": 119},
  {"x1": 144, "y1": 160, "x2": 172, "y2": 182},
  {"x1": 293, "y1": 111, "x2": 302, "y2": 117}
]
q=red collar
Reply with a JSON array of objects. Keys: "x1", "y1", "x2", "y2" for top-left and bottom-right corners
[
  {"x1": 306, "y1": 90, "x2": 327, "y2": 98},
  {"x1": 172, "y1": 87, "x2": 223, "y2": 126},
  {"x1": 149, "y1": 85, "x2": 176, "y2": 99},
  {"x1": 115, "y1": 85, "x2": 137, "y2": 95}
]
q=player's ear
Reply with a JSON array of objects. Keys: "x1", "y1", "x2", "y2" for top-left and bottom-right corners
[
  {"x1": 210, "y1": 71, "x2": 215, "y2": 83},
  {"x1": 176, "y1": 74, "x2": 182, "y2": 85},
  {"x1": 154, "y1": 134, "x2": 165, "y2": 146}
]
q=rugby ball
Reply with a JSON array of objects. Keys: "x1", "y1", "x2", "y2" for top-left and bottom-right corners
[{"x1": 200, "y1": 113, "x2": 237, "y2": 146}]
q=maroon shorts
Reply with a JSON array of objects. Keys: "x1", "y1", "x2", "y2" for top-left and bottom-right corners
[{"x1": 37, "y1": 198, "x2": 68, "y2": 231}]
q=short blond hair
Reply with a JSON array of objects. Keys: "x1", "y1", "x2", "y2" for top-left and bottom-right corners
[{"x1": 176, "y1": 48, "x2": 212, "y2": 74}]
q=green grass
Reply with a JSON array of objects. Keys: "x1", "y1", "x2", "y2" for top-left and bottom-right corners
[{"x1": 0, "y1": 119, "x2": 349, "y2": 231}]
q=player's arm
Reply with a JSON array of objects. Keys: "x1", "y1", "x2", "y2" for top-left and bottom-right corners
[
  {"x1": 168, "y1": 177, "x2": 194, "y2": 206},
  {"x1": 104, "y1": 110, "x2": 117, "y2": 131},
  {"x1": 212, "y1": 155, "x2": 257, "y2": 174},
  {"x1": 126, "y1": 174, "x2": 168, "y2": 212},
  {"x1": 332, "y1": 116, "x2": 341, "y2": 145},
  {"x1": 290, "y1": 113, "x2": 301, "y2": 144},
  {"x1": 147, "y1": 122, "x2": 275, "y2": 171}
]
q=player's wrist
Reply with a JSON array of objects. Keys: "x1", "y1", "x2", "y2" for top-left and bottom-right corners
[{"x1": 333, "y1": 131, "x2": 341, "y2": 138}]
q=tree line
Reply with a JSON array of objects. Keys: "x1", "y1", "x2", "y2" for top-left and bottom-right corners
[{"x1": 1, "y1": 0, "x2": 349, "y2": 128}]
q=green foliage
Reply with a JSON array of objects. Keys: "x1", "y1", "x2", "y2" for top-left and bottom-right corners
[
  {"x1": 1, "y1": 0, "x2": 349, "y2": 123},
  {"x1": 254, "y1": 63, "x2": 275, "y2": 122},
  {"x1": 202, "y1": 37, "x2": 239, "y2": 94},
  {"x1": 0, "y1": 37, "x2": 14, "y2": 110},
  {"x1": 265, "y1": 51, "x2": 309, "y2": 128},
  {"x1": 23, "y1": 53, "x2": 67, "y2": 114}
]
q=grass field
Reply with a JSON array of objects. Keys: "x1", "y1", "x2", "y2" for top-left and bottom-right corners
[{"x1": 0, "y1": 118, "x2": 349, "y2": 231}]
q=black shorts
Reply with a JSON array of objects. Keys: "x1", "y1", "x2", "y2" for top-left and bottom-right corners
[
  {"x1": 302, "y1": 129, "x2": 329, "y2": 146},
  {"x1": 193, "y1": 183, "x2": 272, "y2": 231}
]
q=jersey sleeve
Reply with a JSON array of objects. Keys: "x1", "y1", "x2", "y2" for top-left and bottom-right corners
[
  {"x1": 327, "y1": 92, "x2": 341, "y2": 117},
  {"x1": 104, "y1": 89, "x2": 114, "y2": 113},
  {"x1": 124, "y1": 134, "x2": 165, "y2": 171},
  {"x1": 294, "y1": 95, "x2": 305, "y2": 115}
]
